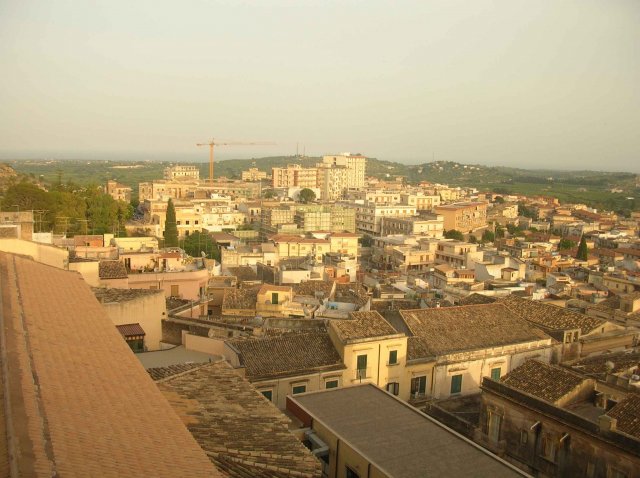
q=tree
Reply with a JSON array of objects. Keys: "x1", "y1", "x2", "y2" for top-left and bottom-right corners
[
  {"x1": 494, "y1": 196, "x2": 505, "y2": 204},
  {"x1": 164, "y1": 198, "x2": 179, "y2": 247},
  {"x1": 444, "y1": 229, "x2": 464, "y2": 241},
  {"x1": 495, "y1": 226, "x2": 505, "y2": 239},
  {"x1": 183, "y1": 231, "x2": 220, "y2": 262},
  {"x1": 558, "y1": 238, "x2": 576, "y2": 250},
  {"x1": 263, "y1": 189, "x2": 275, "y2": 199},
  {"x1": 481, "y1": 230, "x2": 495, "y2": 243},
  {"x1": 298, "y1": 188, "x2": 316, "y2": 203},
  {"x1": 576, "y1": 236, "x2": 588, "y2": 260},
  {"x1": 469, "y1": 235, "x2": 478, "y2": 244}
]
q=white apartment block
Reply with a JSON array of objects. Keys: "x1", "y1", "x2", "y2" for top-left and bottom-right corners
[{"x1": 345, "y1": 202, "x2": 417, "y2": 235}]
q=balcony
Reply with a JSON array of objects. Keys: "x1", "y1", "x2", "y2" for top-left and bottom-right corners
[{"x1": 354, "y1": 367, "x2": 372, "y2": 381}]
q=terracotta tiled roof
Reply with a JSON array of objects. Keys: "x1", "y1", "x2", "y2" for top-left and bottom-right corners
[
  {"x1": 258, "y1": 284, "x2": 292, "y2": 294},
  {"x1": 501, "y1": 360, "x2": 586, "y2": 404},
  {"x1": 607, "y1": 395, "x2": 640, "y2": 439},
  {"x1": 230, "y1": 330, "x2": 344, "y2": 380},
  {"x1": 0, "y1": 253, "x2": 219, "y2": 477},
  {"x1": 292, "y1": 280, "x2": 334, "y2": 297},
  {"x1": 458, "y1": 293, "x2": 497, "y2": 306},
  {"x1": 501, "y1": 295, "x2": 606, "y2": 335},
  {"x1": 400, "y1": 304, "x2": 549, "y2": 357},
  {"x1": 332, "y1": 311, "x2": 400, "y2": 342},
  {"x1": 222, "y1": 285, "x2": 260, "y2": 311},
  {"x1": 147, "y1": 363, "x2": 208, "y2": 381},
  {"x1": 334, "y1": 283, "x2": 369, "y2": 306},
  {"x1": 98, "y1": 259, "x2": 128, "y2": 279},
  {"x1": 570, "y1": 350, "x2": 640, "y2": 378},
  {"x1": 407, "y1": 336, "x2": 434, "y2": 361},
  {"x1": 227, "y1": 266, "x2": 258, "y2": 281},
  {"x1": 116, "y1": 323, "x2": 146, "y2": 337},
  {"x1": 93, "y1": 287, "x2": 163, "y2": 303},
  {"x1": 158, "y1": 361, "x2": 322, "y2": 478}
]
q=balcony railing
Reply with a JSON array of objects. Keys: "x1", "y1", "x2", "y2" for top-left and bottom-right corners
[{"x1": 354, "y1": 367, "x2": 371, "y2": 381}]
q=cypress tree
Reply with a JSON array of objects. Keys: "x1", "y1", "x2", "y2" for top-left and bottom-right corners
[
  {"x1": 576, "y1": 236, "x2": 588, "y2": 261},
  {"x1": 164, "y1": 198, "x2": 179, "y2": 247}
]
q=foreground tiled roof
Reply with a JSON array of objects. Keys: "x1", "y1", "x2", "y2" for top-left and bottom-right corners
[
  {"x1": 400, "y1": 304, "x2": 549, "y2": 357},
  {"x1": 230, "y1": 330, "x2": 344, "y2": 380},
  {"x1": 0, "y1": 253, "x2": 219, "y2": 477},
  {"x1": 157, "y1": 361, "x2": 322, "y2": 478},
  {"x1": 500, "y1": 360, "x2": 586, "y2": 404},
  {"x1": 333, "y1": 283, "x2": 369, "y2": 306},
  {"x1": 332, "y1": 311, "x2": 400, "y2": 342},
  {"x1": 147, "y1": 362, "x2": 207, "y2": 381},
  {"x1": 501, "y1": 295, "x2": 606, "y2": 335},
  {"x1": 227, "y1": 266, "x2": 258, "y2": 281},
  {"x1": 607, "y1": 394, "x2": 640, "y2": 439},
  {"x1": 116, "y1": 323, "x2": 146, "y2": 337},
  {"x1": 98, "y1": 259, "x2": 128, "y2": 279}
]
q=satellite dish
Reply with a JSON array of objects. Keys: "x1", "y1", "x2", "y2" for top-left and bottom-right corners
[{"x1": 605, "y1": 361, "x2": 615, "y2": 372}]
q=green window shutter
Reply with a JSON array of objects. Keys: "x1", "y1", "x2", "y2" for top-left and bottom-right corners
[
  {"x1": 450, "y1": 374, "x2": 462, "y2": 394},
  {"x1": 261, "y1": 390, "x2": 273, "y2": 401},
  {"x1": 389, "y1": 350, "x2": 398, "y2": 365},
  {"x1": 292, "y1": 385, "x2": 306, "y2": 395},
  {"x1": 491, "y1": 367, "x2": 501, "y2": 381},
  {"x1": 325, "y1": 380, "x2": 339, "y2": 389},
  {"x1": 357, "y1": 354, "x2": 367, "y2": 370}
]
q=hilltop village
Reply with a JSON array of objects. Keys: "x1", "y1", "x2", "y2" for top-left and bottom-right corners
[{"x1": 1, "y1": 154, "x2": 639, "y2": 477}]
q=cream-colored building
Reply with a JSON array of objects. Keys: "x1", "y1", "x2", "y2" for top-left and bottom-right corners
[
  {"x1": 434, "y1": 240, "x2": 483, "y2": 269},
  {"x1": 379, "y1": 215, "x2": 444, "y2": 237},
  {"x1": 400, "y1": 193, "x2": 441, "y2": 211},
  {"x1": 400, "y1": 304, "x2": 554, "y2": 400},
  {"x1": 435, "y1": 201, "x2": 488, "y2": 233},
  {"x1": 93, "y1": 288, "x2": 166, "y2": 351},
  {"x1": 272, "y1": 164, "x2": 318, "y2": 189},
  {"x1": 164, "y1": 164, "x2": 200, "y2": 181},
  {"x1": 106, "y1": 180, "x2": 132, "y2": 202},
  {"x1": 327, "y1": 311, "x2": 412, "y2": 400},
  {"x1": 316, "y1": 153, "x2": 367, "y2": 200},
  {"x1": 241, "y1": 167, "x2": 268, "y2": 182},
  {"x1": 346, "y1": 202, "x2": 417, "y2": 236}
]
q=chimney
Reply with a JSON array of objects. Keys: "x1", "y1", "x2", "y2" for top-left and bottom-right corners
[{"x1": 598, "y1": 415, "x2": 617, "y2": 432}]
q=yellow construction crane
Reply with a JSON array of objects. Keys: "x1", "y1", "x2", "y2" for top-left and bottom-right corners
[{"x1": 196, "y1": 139, "x2": 274, "y2": 183}]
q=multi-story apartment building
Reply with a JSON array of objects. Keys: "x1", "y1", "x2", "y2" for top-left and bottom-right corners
[
  {"x1": 435, "y1": 201, "x2": 488, "y2": 233},
  {"x1": 260, "y1": 206, "x2": 296, "y2": 236},
  {"x1": 316, "y1": 153, "x2": 367, "y2": 200},
  {"x1": 320, "y1": 153, "x2": 366, "y2": 189},
  {"x1": 347, "y1": 190, "x2": 402, "y2": 204},
  {"x1": 434, "y1": 240, "x2": 484, "y2": 269},
  {"x1": 241, "y1": 167, "x2": 267, "y2": 181},
  {"x1": 345, "y1": 202, "x2": 417, "y2": 235},
  {"x1": 294, "y1": 205, "x2": 356, "y2": 233},
  {"x1": 163, "y1": 164, "x2": 200, "y2": 181},
  {"x1": 271, "y1": 164, "x2": 318, "y2": 189},
  {"x1": 106, "y1": 180, "x2": 132, "y2": 202},
  {"x1": 400, "y1": 193, "x2": 441, "y2": 211},
  {"x1": 379, "y1": 214, "x2": 444, "y2": 237}
]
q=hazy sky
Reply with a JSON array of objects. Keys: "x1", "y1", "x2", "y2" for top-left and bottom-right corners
[{"x1": 1, "y1": 1, "x2": 639, "y2": 171}]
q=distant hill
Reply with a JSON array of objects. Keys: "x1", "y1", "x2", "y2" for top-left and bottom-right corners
[{"x1": 6, "y1": 156, "x2": 638, "y2": 214}]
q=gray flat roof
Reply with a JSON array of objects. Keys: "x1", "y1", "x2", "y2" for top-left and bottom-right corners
[{"x1": 291, "y1": 385, "x2": 527, "y2": 478}]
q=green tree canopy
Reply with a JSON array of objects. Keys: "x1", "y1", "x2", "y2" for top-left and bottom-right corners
[
  {"x1": 183, "y1": 231, "x2": 220, "y2": 262},
  {"x1": 576, "y1": 236, "x2": 588, "y2": 260},
  {"x1": 298, "y1": 188, "x2": 316, "y2": 203},
  {"x1": 444, "y1": 229, "x2": 464, "y2": 241},
  {"x1": 164, "y1": 198, "x2": 179, "y2": 247},
  {"x1": 481, "y1": 230, "x2": 495, "y2": 243},
  {"x1": 558, "y1": 238, "x2": 576, "y2": 250}
]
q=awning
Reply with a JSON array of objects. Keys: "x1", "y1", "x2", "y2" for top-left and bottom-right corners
[{"x1": 116, "y1": 323, "x2": 146, "y2": 338}]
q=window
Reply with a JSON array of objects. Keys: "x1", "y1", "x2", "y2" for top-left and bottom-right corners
[
  {"x1": 292, "y1": 384, "x2": 306, "y2": 395},
  {"x1": 487, "y1": 411, "x2": 502, "y2": 443},
  {"x1": 388, "y1": 350, "x2": 398, "y2": 365},
  {"x1": 520, "y1": 430, "x2": 528, "y2": 445},
  {"x1": 345, "y1": 466, "x2": 360, "y2": 478},
  {"x1": 411, "y1": 376, "x2": 427, "y2": 397},
  {"x1": 491, "y1": 367, "x2": 501, "y2": 381},
  {"x1": 386, "y1": 382, "x2": 399, "y2": 396},
  {"x1": 586, "y1": 462, "x2": 595, "y2": 478},
  {"x1": 325, "y1": 379, "x2": 339, "y2": 389},
  {"x1": 171, "y1": 285, "x2": 179, "y2": 296},
  {"x1": 186, "y1": 220, "x2": 190, "y2": 225},
  {"x1": 541, "y1": 434, "x2": 556, "y2": 462},
  {"x1": 271, "y1": 292, "x2": 278, "y2": 305},
  {"x1": 260, "y1": 390, "x2": 273, "y2": 401},
  {"x1": 356, "y1": 354, "x2": 367, "y2": 377},
  {"x1": 450, "y1": 374, "x2": 462, "y2": 394}
]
